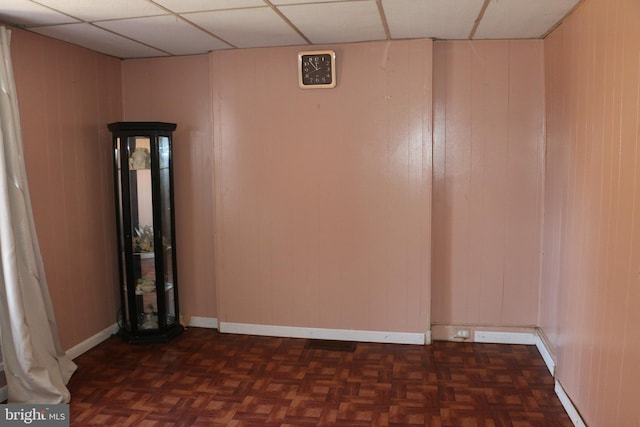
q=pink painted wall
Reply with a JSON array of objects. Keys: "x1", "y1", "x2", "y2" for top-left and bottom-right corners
[
  {"x1": 121, "y1": 55, "x2": 216, "y2": 321},
  {"x1": 10, "y1": 28, "x2": 122, "y2": 350},
  {"x1": 542, "y1": 0, "x2": 640, "y2": 424},
  {"x1": 432, "y1": 41, "x2": 545, "y2": 333},
  {"x1": 211, "y1": 40, "x2": 433, "y2": 334}
]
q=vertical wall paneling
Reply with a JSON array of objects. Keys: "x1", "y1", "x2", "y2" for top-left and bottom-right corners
[
  {"x1": 432, "y1": 40, "x2": 545, "y2": 333},
  {"x1": 211, "y1": 40, "x2": 432, "y2": 336},
  {"x1": 121, "y1": 55, "x2": 216, "y2": 321},
  {"x1": 542, "y1": 0, "x2": 640, "y2": 424},
  {"x1": 11, "y1": 28, "x2": 122, "y2": 350}
]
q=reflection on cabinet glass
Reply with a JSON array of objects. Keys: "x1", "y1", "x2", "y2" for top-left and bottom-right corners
[{"x1": 108, "y1": 122, "x2": 183, "y2": 343}]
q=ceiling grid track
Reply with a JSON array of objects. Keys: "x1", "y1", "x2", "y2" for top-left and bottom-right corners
[{"x1": 0, "y1": 0, "x2": 582, "y2": 59}]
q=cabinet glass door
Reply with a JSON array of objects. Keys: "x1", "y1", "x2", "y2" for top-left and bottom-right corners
[
  {"x1": 159, "y1": 136, "x2": 176, "y2": 327},
  {"x1": 128, "y1": 136, "x2": 158, "y2": 330},
  {"x1": 114, "y1": 136, "x2": 130, "y2": 327}
]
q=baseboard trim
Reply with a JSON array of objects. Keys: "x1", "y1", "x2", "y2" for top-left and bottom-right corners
[
  {"x1": 65, "y1": 323, "x2": 119, "y2": 361},
  {"x1": 219, "y1": 322, "x2": 426, "y2": 345},
  {"x1": 188, "y1": 316, "x2": 219, "y2": 329},
  {"x1": 534, "y1": 331, "x2": 584, "y2": 427},
  {"x1": 555, "y1": 380, "x2": 587, "y2": 427},
  {"x1": 424, "y1": 329, "x2": 432, "y2": 345},
  {"x1": 474, "y1": 330, "x2": 538, "y2": 345},
  {"x1": 432, "y1": 324, "x2": 538, "y2": 342},
  {"x1": 535, "y1": 335, "x2": 555, "y2": 376}
]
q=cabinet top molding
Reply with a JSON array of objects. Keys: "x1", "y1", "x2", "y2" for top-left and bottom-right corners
[{"x1": 108, "y1": 122, "x2": 177, "y2": 132}]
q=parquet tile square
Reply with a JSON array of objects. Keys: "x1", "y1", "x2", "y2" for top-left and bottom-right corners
[{"x1": 67, "y1": 328, "x2": 572, "y2": 426}]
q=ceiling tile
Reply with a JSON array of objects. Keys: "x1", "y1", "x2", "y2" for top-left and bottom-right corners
[
  {"x1": 474, "y1": 0, "x2": 580, "y2": 39},
  {"x1": 0, "y1": 0, "x2": 583, "y2": 58},
  {"x1": 278, "y1": 0, "x2": 385, "y2": 44},
  {"x1": 96, "y1": 15, "x2": 231, "y2": 55},
  {"x1": 31, "y1": 23, "x2": 168, "y2": 58},
  {"x1": 34, "y1": 0, "x2": 168, "y2": 21},
  {"x1": 184, "y1": 7, "x2": 306, "y2": 48},
  {"x1": 152, "y1": 0, "x2": 266, "y2": 13},
  {"x1": 383, "y1": 0, "x2": 484, "y2": 40},
  {"x1": 0, "y1": 0, "x2": 79, "y2": 26}
]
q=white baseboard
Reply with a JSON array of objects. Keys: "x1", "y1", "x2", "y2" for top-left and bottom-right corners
[
  {"x1": 474, "y1": 330, "x2": 538, "y2": 345},
  {"x1": 555, "y1": 380, "x2": 587, "y2": 426},
  {"x1": 535, "y1": 335, "x2": 555, "y2": 376},
  {"x1": 533, "y1": 332, "x2": 584, "y2": 427},
  {"x1": 219, "y1": 322, "x2": 426, "y2": 345},
  {"x1": 65, "y1": 323, "x2": 119, "y2": 361},
  {"x1": 188, "y1": 316, "x2": 218, "y2": 329},
  {"x1": 432, "y1": 324, "x2": 537, "y2": 342}
]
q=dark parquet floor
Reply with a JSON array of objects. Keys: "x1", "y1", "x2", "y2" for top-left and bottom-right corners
[{"x1": 67, "y1": 327, "x2": 573, "y2": 426}]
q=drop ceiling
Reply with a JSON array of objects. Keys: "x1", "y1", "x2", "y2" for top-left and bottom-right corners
[{"x1": 0, "y1": 0, "x2": 581, "y2": 59}]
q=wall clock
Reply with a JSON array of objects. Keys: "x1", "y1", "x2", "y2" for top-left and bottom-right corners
[{"x1": 298, "y1": 50, "x2": 336, "y2": 89}]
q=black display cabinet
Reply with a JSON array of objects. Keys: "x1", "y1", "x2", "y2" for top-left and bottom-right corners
[{"x1": 108, "y1": 122, "x2": 183, "y2": 343}]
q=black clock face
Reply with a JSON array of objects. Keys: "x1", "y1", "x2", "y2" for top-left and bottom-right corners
[{"x1": 301, "y1": 53, "x2": 333, "y2": 86}]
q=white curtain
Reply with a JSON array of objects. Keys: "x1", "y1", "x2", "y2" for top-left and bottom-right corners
[{"x1": 0, "y1": 27, "x2": 76, "y2": 403}]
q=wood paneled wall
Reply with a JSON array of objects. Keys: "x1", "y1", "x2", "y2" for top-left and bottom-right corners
[
  {"x1": 121, "y1": 55, "x2": 216, "y2": 322},
  {"x1": 432, "y1": 41, "x2": 545, "y2": 333},
  {"x1": 10, "y1": 29, "x2": 122, "y2": 350},
  {"x1": 211, "y1": 40, "x2": 433, "y2": 335},
  {"x1": 542, "y1": 0, "x2": 640, "y2": 424}
]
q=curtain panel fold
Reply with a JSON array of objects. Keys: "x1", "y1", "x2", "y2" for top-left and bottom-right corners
[{"x1": 0, "y1": 26, "x2": 76, "y2": 403}]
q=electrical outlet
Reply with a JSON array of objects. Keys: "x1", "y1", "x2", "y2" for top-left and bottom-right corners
[{"x1": 454, "y1": 329, "x2": 470, "y2": 339}]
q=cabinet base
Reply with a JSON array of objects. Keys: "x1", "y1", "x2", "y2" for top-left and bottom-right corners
[{"x1": 117, "y1": 323, "x2": 184, "y2": 344}]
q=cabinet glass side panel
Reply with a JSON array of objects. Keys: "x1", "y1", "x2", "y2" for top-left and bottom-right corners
[
  {"x1": 159, "y1": 136, "x2": 176, "y2": 326},
  {"x1": 127, "y1": 136, "x2": 158, "y2": 330},
  {"x1": 115, "y1": 137, "x2": 130, "y2": 327}
]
